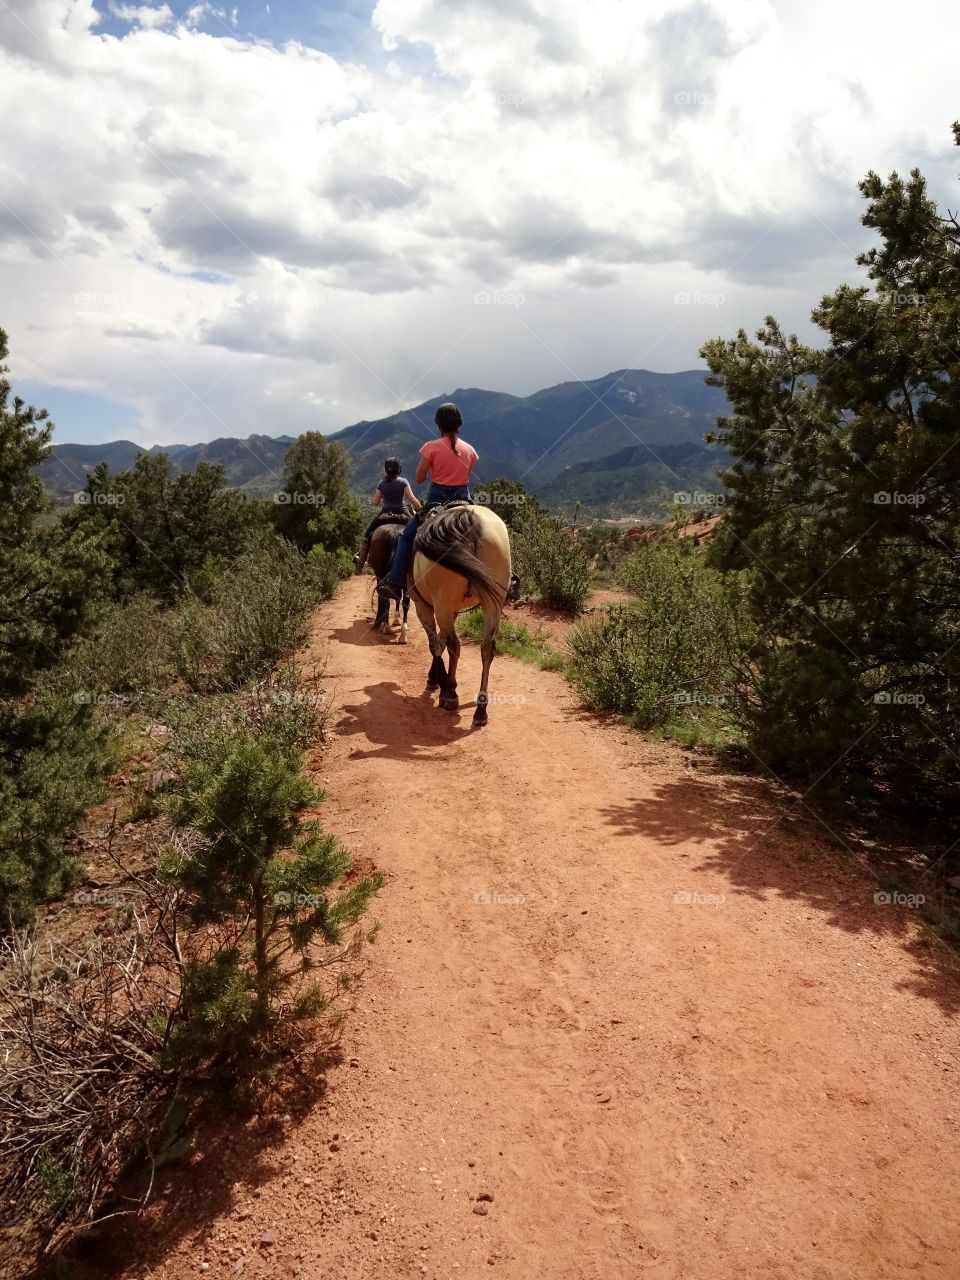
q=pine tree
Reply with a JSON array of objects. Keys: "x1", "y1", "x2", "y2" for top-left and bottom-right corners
[
  {"x1": 0, "y1": 328, "x2": 113, "y2": 922},
  {"x1": 159, "y1": 703, "x2": 381, "y2": 1082},
  {"x1": 700, "y1": 125, "x2": 960, "y2": 819},
  {"x1": 273, "y1": 432, "x2": 364, "y2": 553},
  {"x1": 66, "y1": 453, "x2": 262, "y2": 599}
]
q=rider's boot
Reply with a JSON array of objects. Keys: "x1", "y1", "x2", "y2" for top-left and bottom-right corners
[{"x1": 353, "y1": 538, "x2": 370, "y2": 572}]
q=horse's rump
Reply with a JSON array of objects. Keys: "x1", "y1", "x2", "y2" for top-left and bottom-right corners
[
  {"x1": 413, "y1": 503, "x2": 509, "y2": 611},
  {"x1": 368, "y1": 521, "x2": 403, "y2": 582}
]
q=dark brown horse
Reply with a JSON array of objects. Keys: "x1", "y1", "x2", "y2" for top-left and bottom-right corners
[{"x1": 368, "y1": 520, "x2": 411, "y2": 641}]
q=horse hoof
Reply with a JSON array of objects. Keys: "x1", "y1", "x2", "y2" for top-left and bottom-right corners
[
  {"x1": 440, "y1": 697, "x2": 459, "y2": 712},
  {"x1": 473, "y1": 708, "x2": 488, "y2": 726}
]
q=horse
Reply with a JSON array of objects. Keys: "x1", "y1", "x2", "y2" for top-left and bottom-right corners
[
  {"x1": 407, "y1": 503, "x2": 512, "y2": 726},
  {"x1": 368, "y1": 519, "x2": 410, "y2": 642}
]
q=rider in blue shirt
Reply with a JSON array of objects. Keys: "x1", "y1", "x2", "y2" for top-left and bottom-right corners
[{"x1": 354, "y1": 457, "x2": 422, "y2": 571}]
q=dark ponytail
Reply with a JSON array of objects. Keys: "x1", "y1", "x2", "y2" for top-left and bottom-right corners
[{"x1": 434, "y1": 402, "x2": 463, "y2": 455}]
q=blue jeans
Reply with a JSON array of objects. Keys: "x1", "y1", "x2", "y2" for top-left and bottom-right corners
[{"x1": 385, "y1": 484, "x2": 470, "y2": 588}]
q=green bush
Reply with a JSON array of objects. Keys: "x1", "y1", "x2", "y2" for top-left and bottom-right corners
[
  {"x1": 64, "y1": 454, "x2": 265, "y2": 601},
  {"x1": 272, "y1": 432, "x2": 365, "y2": 553},
  {"x1": 472, "y1": 478, "x2": 543, "y2": 531},
  {"x1": 43, "y1": 594, "x2": 176, "y2": 704},
  {"x1": 569, "y1": 539, "x2": 752, "y2": 731},
  {"x1": 0, "y1": 697, "x2": 115, "y2": 924},
  {"x1": 172, "y1": 539, "x2": 336, "y2": 693},
  {"x1": 575, "y1": 524, "x2": 638, "y2": 586},
  {"x1": 512, "y1": 510, "x2": 589, "y2": 612}
]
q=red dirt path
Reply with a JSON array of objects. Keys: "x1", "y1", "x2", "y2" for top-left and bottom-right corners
[{"x1": 97, "y1": 577, "x2": 960, "y2": 1279}]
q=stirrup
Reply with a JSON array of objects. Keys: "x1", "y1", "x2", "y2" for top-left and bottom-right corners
[{"x1": 377, "y1": 580, "x2": 402, "y2": 602}]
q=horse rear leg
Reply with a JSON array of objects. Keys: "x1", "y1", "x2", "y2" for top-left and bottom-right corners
[
  {"x1": 473, "y1": 603, "x2": 503, "y2": 726},
  {"x1": 400, "y1": 592, "x2": 410, "y2": 645},
  {"x1": 371, "y1": 593, "x2": 390, "y2": 632}
]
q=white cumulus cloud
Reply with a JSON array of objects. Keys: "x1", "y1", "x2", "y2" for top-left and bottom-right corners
[{"x1": 0, "y1": 0, "x2": 957, "y2": 445}]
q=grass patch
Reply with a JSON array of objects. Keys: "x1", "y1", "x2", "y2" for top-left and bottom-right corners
[
  {"x1": 653, "y1": 704, "x2": 744, "y2": 750},
  {"x1": 457, "y1": 610, "x2": 566, "y2": 672}
]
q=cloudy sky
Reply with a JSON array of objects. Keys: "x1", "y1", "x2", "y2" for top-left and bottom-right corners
[{"x1": 0, "y1": 0, "x2": 956, "y2": 446}]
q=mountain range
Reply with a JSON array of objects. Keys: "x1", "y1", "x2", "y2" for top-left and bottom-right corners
[{"x1": 38, "y1": 369, "x2": 729, "y2": 518}]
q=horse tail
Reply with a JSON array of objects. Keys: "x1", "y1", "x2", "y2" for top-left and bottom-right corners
[{"x1": 414, "y1": 506, "x2": 508, "y2": 610}]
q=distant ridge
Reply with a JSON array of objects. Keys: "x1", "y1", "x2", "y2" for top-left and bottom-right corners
[
  {"x1": 38, "y1": 371, "x2": 726, "y2": 517},
  {"x1": 40, "y1": 434, "x2": 298, "y2": 501}
]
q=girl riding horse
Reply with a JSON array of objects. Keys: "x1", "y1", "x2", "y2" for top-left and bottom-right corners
[
  {"x1": 354, "y1": 456, "x2": 421, "y2": 571},
  {"x1": 377, "y1": 402, "x2": 478, "y2": 601}
]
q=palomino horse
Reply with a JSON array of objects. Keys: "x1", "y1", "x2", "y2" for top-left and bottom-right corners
[
  {"x1": 368, "y1": 520, "x2": 410, "y2": 642},
  {"x1": 408, "y1": 503, "x2": 512, "y2": 726}
]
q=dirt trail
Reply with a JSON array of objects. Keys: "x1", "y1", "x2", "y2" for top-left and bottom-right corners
[{"x1": 110, "y1": 577, "x2": 960, "y2": 1279}]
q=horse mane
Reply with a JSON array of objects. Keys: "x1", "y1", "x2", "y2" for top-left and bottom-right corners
[{"x1": 414, "y1": 506, "x2": 508, "y2": 610}]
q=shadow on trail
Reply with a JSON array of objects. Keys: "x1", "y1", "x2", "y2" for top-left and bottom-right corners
[
  {"x1": 599, "y1": 769, "x2": 960, "y2": 1015},
  {"x1": 338, "y1": 679, "x2": 479, "y2": 762},
  {"x1": 327, "y1": 613, "x2": 381, "y2": 646},
  {"x1": 50, "y1": 1058, "x2": 340, "y2": 1280}
]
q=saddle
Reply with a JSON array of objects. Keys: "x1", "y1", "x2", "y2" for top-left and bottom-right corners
[
  {"x1": 414, "y1": 498, "x2": 473, "y2": 535},
  {"x1": 371, "y1": 510, "x2": 412, "y2": 530}
]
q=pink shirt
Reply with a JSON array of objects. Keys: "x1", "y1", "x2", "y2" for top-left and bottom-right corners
[{"x1": 420, "y1": 436, "x2": 479, "y2": 486}]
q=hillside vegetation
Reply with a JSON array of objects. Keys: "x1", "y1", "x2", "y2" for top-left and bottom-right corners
[
  {"x1": 0, "y1": 367, "x2": 379, "y2": 1261},
  {"x1": 36, "y1": 369, "x2": 728, "y2": 519}
]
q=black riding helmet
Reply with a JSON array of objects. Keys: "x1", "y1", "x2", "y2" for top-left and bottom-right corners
[
  {"x1": 434, "y1": 402, "x2": 462, "y2": 431},
  {"x1": 384, "y1": 457, "x2": 401, "y2": 477}
]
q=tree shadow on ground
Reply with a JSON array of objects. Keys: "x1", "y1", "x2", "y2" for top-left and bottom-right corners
[
  {"x1": 598, "y1": 765, "x2": 960, "y2": 1014},
  {"x1": 33, "y1": 1050, "x2": 342, "y2": 1280}
]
